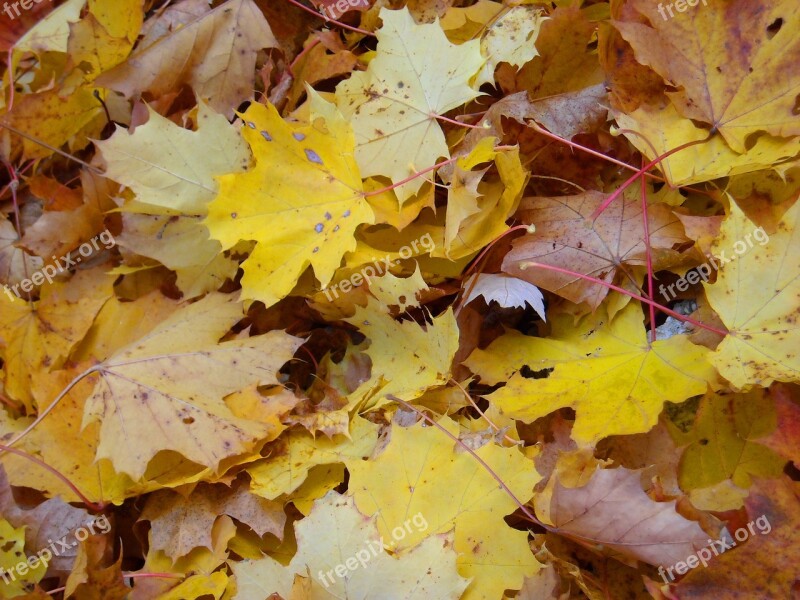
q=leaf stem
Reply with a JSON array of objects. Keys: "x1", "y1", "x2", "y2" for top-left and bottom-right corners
[
  {"x1": 639, "y1": 157, "x2": 657, "y2": 343},
  {"x1": 432, "y1": 112, "x2": 485, "y2": 130},
  {"x1": 589, "y1": 134, "x2": 714, "y2": 220}
]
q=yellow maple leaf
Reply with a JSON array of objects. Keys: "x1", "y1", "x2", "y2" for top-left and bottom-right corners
[
  {"x1": 613, "y1": 0, "x2": 800, "y2": 152},
  {"x1": 612, "y1": 102, "x2": 800, "y2": 186},
  {"x1": 97, "y1": 102, "x2": 251, "y2": 214},
  {"x1": 206, "y1": 94, "x2": 374, "y2": 307},
  {"x1": 231, "y1": 492, "x2": 470, "y2": 599},
  {"x1": 97, "y1": 103, "x2": 250, "y2": 297},
  {"x1": 11, "y1": 0, "x2": 85, "y2": 55},
  {"x1": 436, "y1": 141, "x2": 527, "y2": 260},
  {"x1": 346, "y1": 417, "x2": 541, "y2": 600},
  {"x1": 671, "y1": 389, "x2": 785, "y2": 499},
  {"x1": 247, "y1": 416, "x2": 379, "y2": 500},
  {"x1": 704, "y1": 198, "x2": 800, "y2": 388},
  {"x1": 472, "y1": 303, "x2": 719, "y2": 446},
  {"x1": 0, "y1": 365, "x2": 135, "y2": 505},
  {"x1": 335, "y1": 7, "x2": 484, "y2": 202},
  {"x1": 0, "y1": 519, "x2": 46, "y2": 597},
  {"x1": 441, "y1": 2, "x2": 547, "y2": 84},
  {"x1": 81, "y1": 293, "x2": 302, "y2": 480},
  {"x1": 344, "y1": 298, "x2": 459, "y2": 409},
  {"x1": 0, "y1": 269, "x2": 113, "y2": 413}
]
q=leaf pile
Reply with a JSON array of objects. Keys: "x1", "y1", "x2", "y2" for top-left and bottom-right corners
[{"x1": 0, "y1": 0, "x2": 798, "y2": 598}]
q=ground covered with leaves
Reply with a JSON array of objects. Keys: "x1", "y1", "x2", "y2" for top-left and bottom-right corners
[{"x1": 0, "y1": 0, "x2": 797, "y2": 598}]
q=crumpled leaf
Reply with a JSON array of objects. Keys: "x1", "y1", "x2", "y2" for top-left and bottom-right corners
[
  {"x1": 462, "y1": 273, "x2": 546, "y2": 320},
  {"x1": 344, "y1": 300, "x2": 459, "y2": 409},
  {"x1": 96, "y1": 0, "x2": 277, "y2": 117},
  {"x1": 63, "y1": 534, "x2": 127, "y2": 600},
  {"x1": 246, "y1": 416, "x2": 379, "y2": 500}
]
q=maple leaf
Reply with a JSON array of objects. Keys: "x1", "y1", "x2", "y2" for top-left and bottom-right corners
[
  {"x1": 63, "y1": 535, "x2": 128, "y2": 600},
  {"x1": 613, "y1": 0, "x2": 800, "y2": 152},
  {"x1": 246, "y1": 416, "x2": 379, "y2": 500},
  {"x1": 502, "y1": 190, "x2": 692, "y2": 310},
  {"x1": 442, "y1": 3, "x2": 546, "y2": 86},
  {"x1": 537, "y1": 466, "x2": 711, "y2": 568},
  {"x1": 140, "y1": 482, "x2": 285, "y2": 561},
  {"x1": 468, "y1": 304, "x2": 719, "y2": 446},
  {"x1": 0, "y1": 465, "x2": 91, "y2": 574},
  {"x1": 704, "y1": 198, "x2": 800, "y2": 388},
  {"x1": 96, "y1": 0, "x2": 277, "y2": 118},
  {"x1": 81, "y1": 293, "x2": 303, "y2": 480},
  {"x1": 0, "y1": 216, "x2": 44, "y2": 287},
  {"x1": 97, "y1": 102, "x2": 251, "y2": 214},
  {"x1": 0, "y1": 0, "x2": 798, "y2": 594},
  {"x1": 612, "y1": 102, "x2": 800, "y2": 186},
  {"x1": 345, "y1": 418, "x2": 541, "y2": 600},
  {"x1": 0, "y1": 365, "x2": 137, "y2": 505},
  {"x1": 335, "y1": 7, "x2": 484, "y2": 201},
  {"x1": 512, "y1": 6, "x2": 604, "y2": 99},
  {"x1": 0, "y1": 269, "x2": 114, "y2": 413},
  {"x1": 205, "y1": 94, "x2": 375, "y2": 307},
  {"x1": 675, "y1": 477, "x2": 799, "y2": 598},
  {"x1": 670, "y1": 389, "x2": 785, "y2": 510},
  {"x1": 0, "y1": 519, "x2": 47, "y2": 596},
  {"x1": 1, "y1": 87, "x2": 106, "y2": 160},
  {"x1": 439, "y1": 137, "x2": 527, "y2": 260},
  {"x1": 132, "y1": 513, "x2": 235, "y2": 598},
  {"x1": 97, "y1": 102, "x2": 251, "y2": 297},
  {"x1": 231, "y1": 492, "x2": 470, "y2": 599},
  {"x1": 344, "y1": 300, "x2": 460, "y2": 409}
]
